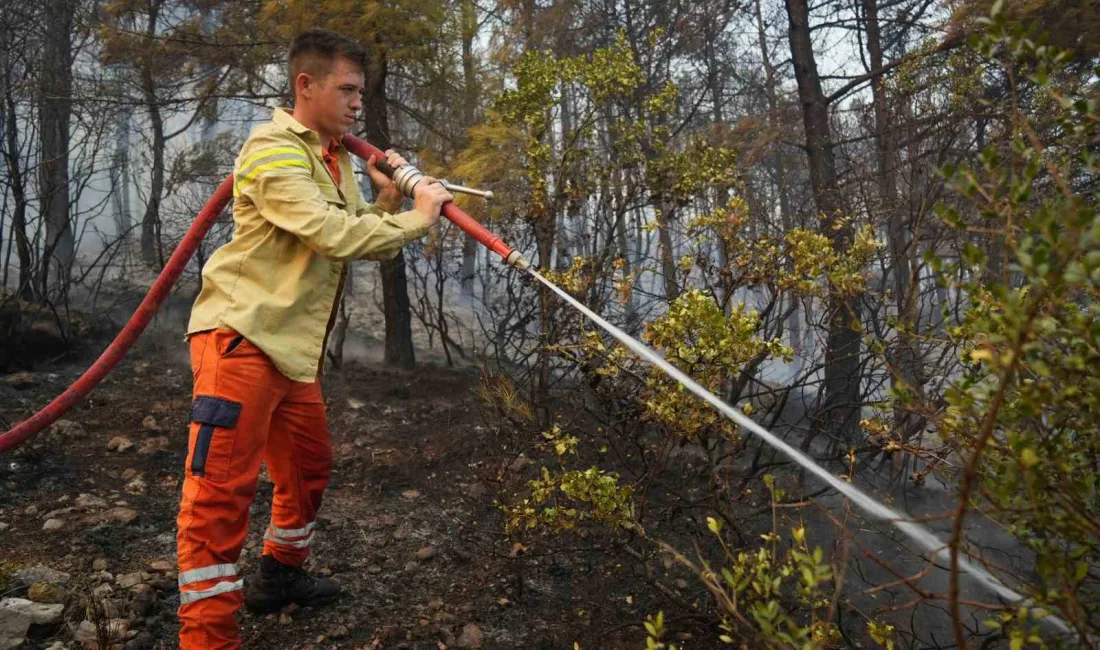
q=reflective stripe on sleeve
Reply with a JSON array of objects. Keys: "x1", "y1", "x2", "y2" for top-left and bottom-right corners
[{"x1": 234, "y1": 146, "x2": 311, "y2": 194}]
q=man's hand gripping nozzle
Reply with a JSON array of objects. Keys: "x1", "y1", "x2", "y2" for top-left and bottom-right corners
[{"x1": 377, "y1": 158, "x2": 530, "y2": 271}]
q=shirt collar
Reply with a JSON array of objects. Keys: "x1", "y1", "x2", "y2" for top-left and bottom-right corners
[
  {"x1": 273, "y1": 107, "x2": 313, "y2": 137},
  {"x1": 274, "y1": 108, "x2": 344, "y2": 155}
]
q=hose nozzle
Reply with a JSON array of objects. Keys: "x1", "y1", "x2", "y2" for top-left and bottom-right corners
[
  {"x1": 505, "y1": 250, "x2": 531, "y2": 270},
  {"x1": 390, "y1": 165, "x2": 492, "y2": 201}
]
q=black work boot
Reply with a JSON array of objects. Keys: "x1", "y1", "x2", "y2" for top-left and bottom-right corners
[{"x1": 244, "y1": 555, "x2": 340, "y2": 613}]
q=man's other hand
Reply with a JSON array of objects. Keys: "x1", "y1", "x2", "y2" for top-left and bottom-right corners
[
  {"x1": 366, "y1": 149, "x2": 408, "y2": 211},
  {"x1": 412, "y1": 179, "x2": 454, "y2": 225}
]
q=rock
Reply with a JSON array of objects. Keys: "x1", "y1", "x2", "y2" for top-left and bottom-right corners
[
  {"x1": 4, "y1": 372, "x2": 35, "y2": 389},
  {"x1": 23, "y1": 505, "x2": 37, "y2": 516},
  {"x1": 76, "y1": 493, "x2": 108, "y2": 509},
  {"x1": 278, "y1": 612, "x2": 292, "y2": 625},
  {"x1": 92, "y1": 507, "x2": 139, "y2": 525},
  {"x1": 92, "y1": 559, "x2": 108, "y2": 571},
  {"x1": 400, "y1": 489, "x2": 421, "y2": 500},
  {"x1": 317, "y1": 511, "x2": 346, "y2": 527},
  {"x1": 138, "y1": 436, "x2": 169, "y2": 456},
  {"x1": 141, "y1": 415, "x2": 161, "y2": 432},
  {"x1": 415, "y1": 545, "x2": 437, "y2": 561},
  {"x1": 0, "y1": 522, "x2": 8, "y2": 532},
  {"x1": 108, "y1": 618, "x2": 130, "y2": 636},
  {"x1": 456, "y1": 623, "x2": 484, "y2": 649},
  {"x1": 124, "y1": 476, "x2": 146, "y2": 494},
  {"x1": 107, "y1": 436, "x2": 136, "y2": 453},
  {"x1": 0, "y1": 604, "x2": 31, "y2": 650},
  {"x1": 86, "y1": 597, "x2": 121, "y2": 620},
  {"x1": 11, "y1": 565, "x2": 70, "y2": 587},
  {"x1": 429, "y1": 598, "x2": 444, "y2": 610},
  {"x1": 26, "y1": 583, "x2": 66, "y2": 604},
  {"x1": 49, "y1": 420, "x2": 87, "y2": 439},
  {"x1": 72, "y1": 620, "x2": 97, "y2": 644},
  {"x1": 78, "y1": 617, "x2": 128, "y2": 644},
  {"x1": 42, "y1": 518, "x2": 64, "y2": 531},
  {"x1": 404, "y1": 561, "x2": 418, "y2": 573},
  {"x1": 148, "y1": 560, "x2": 173, "y2": 574},
  {"x1": 121, "y1": 469, "x2": 139, "y2": 480},
  {"x1": 116, "y1": 572, "x2": 148, "y2": 589},
  {"x1": 674, "y1": 578, "x2": 689, "y2": 590},
  {"x1": 0, "y1": 598, "x2": 64, "y2": 625},
  {"x1": 42, "y1": 507, "x2": 75, "y2": 519},
  {"x1": 92, "y1": 584, "x2": 113, "y2": 598},
  {"x1": 367, "y1": 565, "x2": 382, "y2": 574}
]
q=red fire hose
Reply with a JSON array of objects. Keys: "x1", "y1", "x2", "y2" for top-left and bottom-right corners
[{"x1": 0, "y1": 135, "x2": 524, "y2": 454}]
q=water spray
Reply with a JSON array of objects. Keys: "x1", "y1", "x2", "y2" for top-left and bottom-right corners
[
  {"x1": 526, "y1": 269, "x2": 1070, "y2": 634},
  {"x1": 366, "y1": 149, "x2": 1069, "y2": 632},
  {"x1": 0, "y1": 134, "x2": 1071, "y2": 636}
]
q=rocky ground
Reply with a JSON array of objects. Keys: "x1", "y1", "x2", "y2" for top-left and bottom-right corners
[{"x1": 0, "y1": 333, "x2": 678, "y2": 650}]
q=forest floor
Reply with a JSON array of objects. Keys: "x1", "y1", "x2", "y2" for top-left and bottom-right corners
[
  {"x1": 0, "y1": 281, "x2": 1042, "y2": 650},
  {"x1": 0, "y1": 319, "x2": 687, "y2": 650}
]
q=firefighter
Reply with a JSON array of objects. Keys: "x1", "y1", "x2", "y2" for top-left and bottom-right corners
[{"x1": 175, "y1": 28, "x2": 453, "y2": 649}]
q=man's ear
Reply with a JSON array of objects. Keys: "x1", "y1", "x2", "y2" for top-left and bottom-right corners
[{"x1": 295, "y1": 72, "x2": 312, "y2": 101}]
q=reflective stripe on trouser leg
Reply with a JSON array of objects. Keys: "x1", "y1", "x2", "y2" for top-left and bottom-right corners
[
  {"x1": 264, "y1": 521, "x2": 315, "y2": 549},
  {"x1": 178, "y1": 563, "x2": 243, "y2": 605}
]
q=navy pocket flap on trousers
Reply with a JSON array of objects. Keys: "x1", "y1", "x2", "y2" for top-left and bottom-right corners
[{"x1": 189, "y1": 396, "x2": 242, "y2": 428}]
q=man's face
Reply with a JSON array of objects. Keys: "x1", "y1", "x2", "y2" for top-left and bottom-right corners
[{"x1": 299, "y1": 55, "x2": 364, "y2": 140}]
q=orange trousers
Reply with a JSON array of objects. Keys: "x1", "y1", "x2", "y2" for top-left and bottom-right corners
[{"x1": 176, "y1": 328, "x2": 332, "y2": 649}]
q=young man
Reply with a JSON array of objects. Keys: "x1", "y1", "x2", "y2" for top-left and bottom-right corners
[{"x1": 175, "y1": 29, "x2": 453, "y2": 649}]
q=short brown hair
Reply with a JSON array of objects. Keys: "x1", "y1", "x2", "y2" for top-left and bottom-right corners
[{"x1": 288, "y1": 29, "x2": 366, "y2": 90}]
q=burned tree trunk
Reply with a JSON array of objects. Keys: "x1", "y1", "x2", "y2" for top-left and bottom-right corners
[
  {"x1": 785, "y1": 0, "x2": 862, "y2": 445},
  {"x1": 1, "y1": 32, "x2": 33, "y2": 301},
  {"x1": 36, "y1": 0, "x2": 75, "y2": 297},
  {"x1": 139, "y1": 0, "x2": 165, "y2": 268},
  {"x1": 362, "y1": 44, "x2": 415, "y2": 369},
  {"x1": 861, "y1": 0, "x2": 923, "y2": 454}
]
